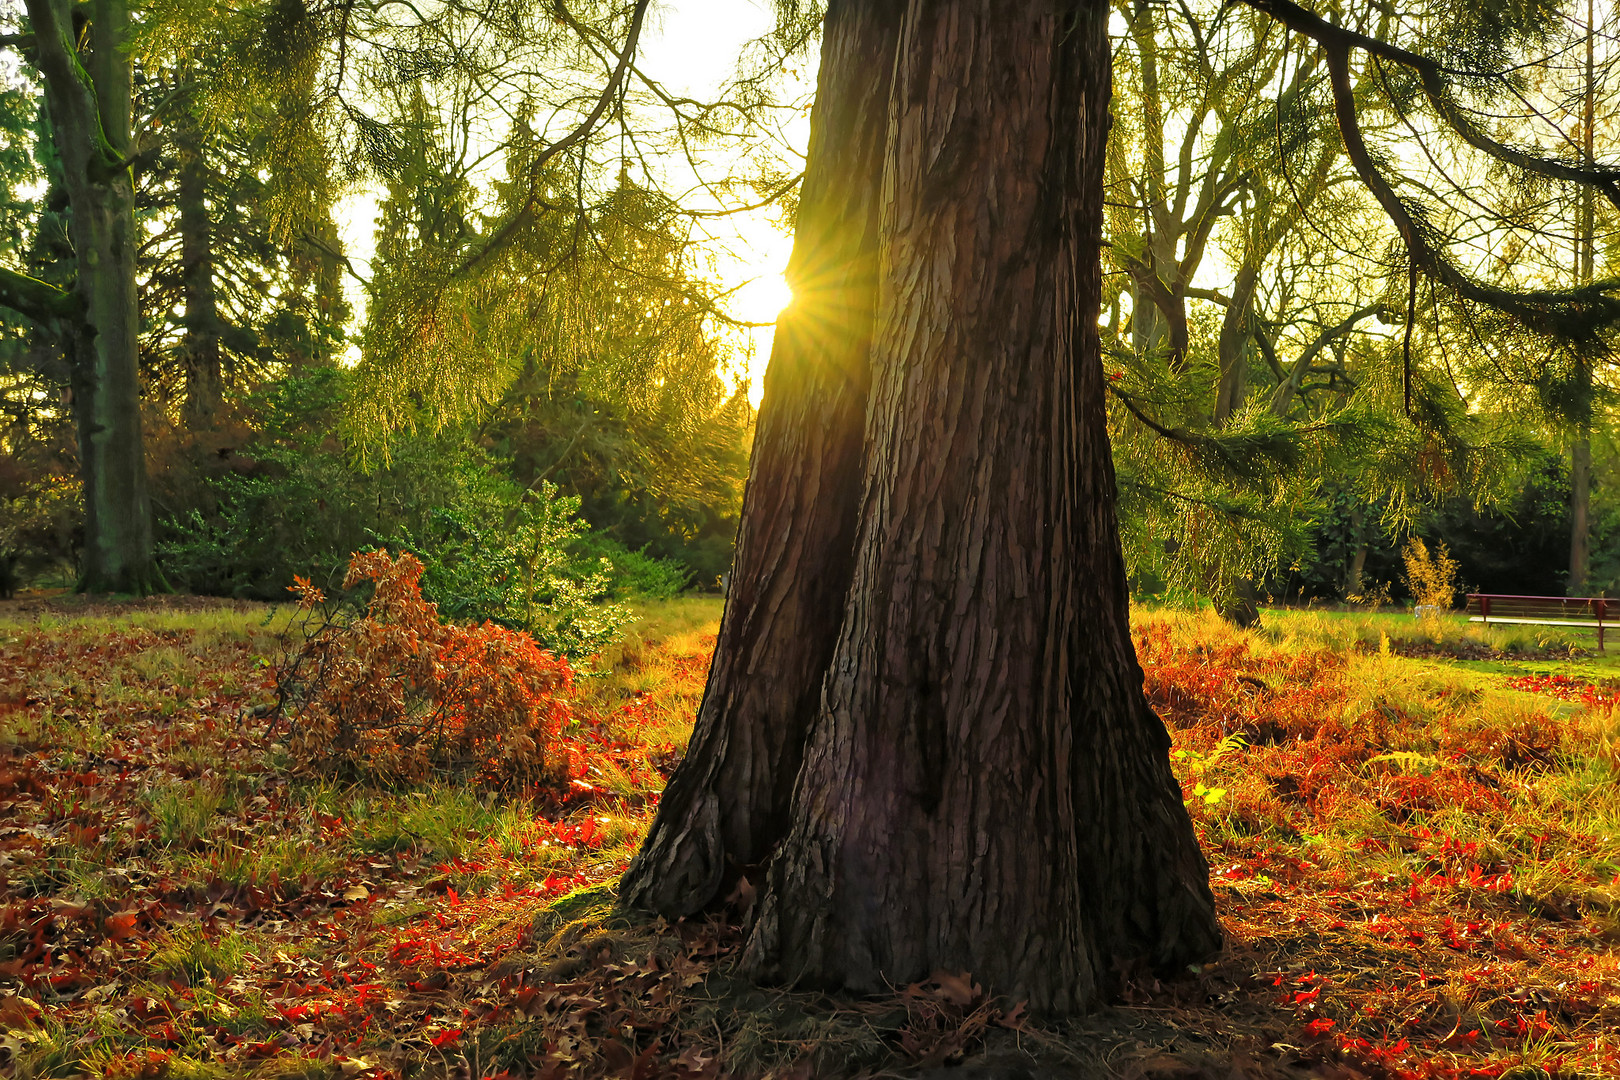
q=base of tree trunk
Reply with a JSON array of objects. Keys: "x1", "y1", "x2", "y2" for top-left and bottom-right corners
[{"x1": 1217, "y1": 578, "x2": 1261, "y2": 628}]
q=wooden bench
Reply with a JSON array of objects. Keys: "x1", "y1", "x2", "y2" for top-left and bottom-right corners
[{"x1": 1466, "y1": 593, "x2": 1613, "y2": 650}]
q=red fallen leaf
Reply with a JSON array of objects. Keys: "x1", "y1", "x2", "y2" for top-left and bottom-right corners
[
  {"x1": 921, "y1": 970, "x2": 979, "y2": 1007},
  {"x1": 67, "y1": 823, "x2": 103, "y2": 846},
  {"x1": 631, "y1": 1041, "x2": 662, "y2": 1079},
  {"x1": 429, "y1": 1028, "x2": 463, "y2": 1048},
  {"x1": 46, "y1": 971, "x2": 93, "y2": 993},
  {"x1": 104, "y1": 911, "x2": 139, "y2": 941},
  {"x1": 1303, "y1": 1018, "x2": 1336, "y2": 1038}
]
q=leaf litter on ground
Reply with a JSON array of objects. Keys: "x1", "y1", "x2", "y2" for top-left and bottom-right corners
[{"x1": 1, "y1": 597, "x2": 1619, "y2": 1078}]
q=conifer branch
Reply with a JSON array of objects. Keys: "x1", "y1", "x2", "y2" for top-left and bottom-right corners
[
  {"x1": 450, "y1": 0, "x2": 652, "y2": 280},
  {"x1": 1244, "y1": 0, "x2": 1620, "y2": 210},
  {"x1": 0, "y1": 265, "x2": 78, "y2": 325},
  {"x1": 1244, "y1": 0, "x2": 1620, "y2": 350}
]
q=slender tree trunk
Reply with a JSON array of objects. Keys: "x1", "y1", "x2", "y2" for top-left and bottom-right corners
[
  {"x1": 643, "y1": 0, "x2": 1219, "y2": 1015},
  {"x1": 25, "y1": 0, "x2": 156, "y2": 593},
  {"x1": 1214, "y1": 264, "x2": 1259, "y2": 424},
  {"x1": 617, "y1": 0, "x2": 899, "y2": 915},
  {"x1": 1214, "y1": 266, "x2": 1261, "y2": 626},
  {"x1": 1345, "y1": 505, "x2": 1368, "y2": 599},
  {"x1": 1571, "y1": 0, "x2": 1595, "y2": 598},
  {"x1": 178, "y1": 127, "x2": 224, "y2": 427},
  {"x1": 1570, "y1": 433, "x2": 1591, "y2": 594}
]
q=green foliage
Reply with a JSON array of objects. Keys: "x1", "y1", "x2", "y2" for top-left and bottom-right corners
[
  {"x1": 488, "y1": 363, "x2": 749, "y2": 588},
  {"x1": 376, "y1": 481, "x2": 633, "y2": 661},
  {"x1": 569, "y1": 532, "x2": 693, "y2": 600},
  {"x1": 158, "y1": 370, "x2": 661, "y2": 658},
  {"x1": 0, "y1": 76, "x2": 41, "y2": 263},
  {"x1": 1171, "y1": 734, "x2": 1247, "y2": 808},
  {"x1": 342, "y1": 102, "x2": 754, "y2": 589}
]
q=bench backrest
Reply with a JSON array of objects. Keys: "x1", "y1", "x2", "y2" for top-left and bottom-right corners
[{"x1": 1466, "y1": 594, "x2": 1614, "y2": 620}]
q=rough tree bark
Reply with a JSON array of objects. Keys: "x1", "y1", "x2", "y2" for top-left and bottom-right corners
[
  {"x1": 626, "y1": 0, "x2": 1220, "y2": 1015},
  {"x1": 617, "y1": 0, "x2": 899, "y2": 914},
  {"x1": 18, "y1": 0, "x2": 156, "y2": 593}
]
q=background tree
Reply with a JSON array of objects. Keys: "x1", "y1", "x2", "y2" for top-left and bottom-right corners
[{"x1": 0, "y1": 0, "x2": 155, "y2": 592}]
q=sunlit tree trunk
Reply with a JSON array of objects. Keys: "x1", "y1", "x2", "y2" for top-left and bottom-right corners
[
  {"x1": 627, "y1": 0, "x2": 1219, "y2": 1015},
  {"x1": 1214, "y1": 264, "x2": 1259, "y2": 424},
  {"x1": 1570, "y1": 0, "x2": 1596, "y2": 598}
]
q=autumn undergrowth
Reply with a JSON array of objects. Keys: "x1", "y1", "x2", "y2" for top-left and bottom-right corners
[
  {"x1": 0, "y1": 592, "x2": 719, "y2": 1080},
  {"x1": 1136, "y1": 606, "x2": 1620, "y2": 1080},
  {"x1": 3, "y1": 594, "x2": 1620, "y2": 1079}
]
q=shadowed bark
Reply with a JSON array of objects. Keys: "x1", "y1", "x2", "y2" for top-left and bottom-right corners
[
  {"x1": 738, "y1": 0, "x2": 1219, "y2": 1014},
  {"x1": 178, "y1": 126, "x2": 224, "y2": 428},
  {"x1": 626, "y1": 0, "x2": 1219, "y2": 1016},
  {"x1": 617, "y1": 0, "x2": 901, "y2": 916}
]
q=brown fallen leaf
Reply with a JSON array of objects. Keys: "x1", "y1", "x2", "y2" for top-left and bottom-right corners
[{"x1": 0, "y1": 995, "x2": 42, "y2": 1029}]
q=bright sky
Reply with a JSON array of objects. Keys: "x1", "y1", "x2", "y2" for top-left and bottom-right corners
[
  {"x1": 640, "y1": 0, "x2": 812, "y2": 403},
  {"x1": 334, "y1": 0, "x2": 813, "y2": 407}
]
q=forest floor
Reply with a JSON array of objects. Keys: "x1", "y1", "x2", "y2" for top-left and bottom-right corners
[{"x1": 0, "y1": 596, "x2": 1617, "y2": 1079}]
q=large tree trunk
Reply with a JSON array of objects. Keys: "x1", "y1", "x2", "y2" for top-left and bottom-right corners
[
  {"x1": 25, "y1": 0, "x2": 156, "y2": 593},
  {"x1": 617, "y1": 0, "x2": 899, "y2": 915},
  {"x1": 627, "y1": 0, "x2": 1220, "y2": 1016},
  {"x1": 739, "y1": 0, "x2": 1219, "y2": 1014},
  {"x1": 178, "y1": 126, "x2": 225, "y2": 427}
]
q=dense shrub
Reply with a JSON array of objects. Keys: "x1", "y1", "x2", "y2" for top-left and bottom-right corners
[
  {"x1": 378, "y1": 480, "x2": 634, "y2": 659},
  {"x1": 159, "y1": 368, "x2": 735, "y2": 604},
  {"x1": 275, "y1": 550, "x2": 573, "y2": 786},
  {"x1": 158, "y1": 427, "x2": 489, "y2": 601},
  {"x1": 0, "y1": 470, "x2": 78, "y2": 597},
  {"x1": 568, "y1": 532, "x2": 693, "y2": 600},
  {"x1": 159, "y1": 371, "x2": 704, "y2": 655}
]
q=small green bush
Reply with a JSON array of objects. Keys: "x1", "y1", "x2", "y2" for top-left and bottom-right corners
[
  {"x1": 569, "y1": 532, "x2": 693, "y2": 599},
  {"x1": 378, "y1": 480, "x2": 632, "y2": 660}
]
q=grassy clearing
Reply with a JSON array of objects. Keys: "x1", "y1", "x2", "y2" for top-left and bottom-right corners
[
  {"x1": 2, "y1": 594, "x2": 1620, "y2": 1079},
  {"x1": 1256, "y1": 605, "x2": 1602, "y2": 659}
]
